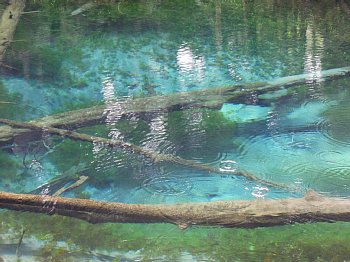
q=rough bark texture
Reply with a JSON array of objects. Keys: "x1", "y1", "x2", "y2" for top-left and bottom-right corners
[
  {"x1": 0, "y1": 66, "x2": 349, "y2": 144},
  {"x1": 0, "y1": 0, "x2": 26, "y2": 62},
  {"x1": 0, "y1": 190, "x2": 349, "y2": 228}
]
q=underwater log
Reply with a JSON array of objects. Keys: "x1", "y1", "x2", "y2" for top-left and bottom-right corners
[
  {"x1": 0, "y1": 0, "x2": 26, "y2": 62},
  {"x1": 0, "y1": 190, "x2": 349, "y2": 228},
  {"x1": 0, "y1": 118, "x2": 285, "y2": 189},
  {"x1": 71, "y1": 2, "x2": 95, "y2": 16},
  {"x1": 53, "y1": 175, "x2": 88, "y2": 197},
  {"x1": 0, "y1": 66, "x2": 350, "y2": 144}
]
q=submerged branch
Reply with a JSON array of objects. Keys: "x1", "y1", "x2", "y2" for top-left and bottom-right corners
[
  {"x1": 53, "y1": 175, "x2": 88, "y2": 197},
  {"x1": 0, "y1": 0, "x2": 26, "y2": 62},
  {"x1": 0, "y1": 66, "x2": 349, "y2": 145},
  {"x1": 71, "y1": 2, "x2": 95, "y2": 16},
  {"x1": 0, "y1": 190, "x2": 349, "y2": 228},
  {"x1": 31, "y1": 163, "x2": 89, "y2": 195},
  {"x1": 0, "y1": 118, "x2": 287, "y2": 189}
]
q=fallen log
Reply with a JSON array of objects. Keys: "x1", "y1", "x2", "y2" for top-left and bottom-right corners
[
  {"x1": 0, "y1": 190, "x2": 349, "y2": 228},
  {"x1": 0, "y1": 66, "x2": 349, "y2": 144},
  {"x1": 0, "y1": 118, "x2": 287, "y2": 189},
  {"x1": 0, "y1": 0, "x2": 26, "y2": 62}
]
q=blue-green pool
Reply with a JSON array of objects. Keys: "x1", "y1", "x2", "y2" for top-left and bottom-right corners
[{"x1": 0, "y1": 0, "x2": 350, "y2": 261}]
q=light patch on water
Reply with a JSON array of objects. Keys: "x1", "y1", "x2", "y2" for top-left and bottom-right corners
[
  {"x1": 176, "y1": 43, "x2": 206, "y2": 82},
  {"x1": 220, "y1": 103, "x2": 272, "y2": 123},
  {"x1": 286, "y1": 101, "x2": 334, "y2": 126},
  {"x1": 251, "y1": 185, "x2": 269, "y2": 198}
]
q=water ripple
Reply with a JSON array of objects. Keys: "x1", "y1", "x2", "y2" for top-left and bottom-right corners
[
  {"x1": 283, "y1": 163, "x2": 319, "y2": 182},
  {"x1": 219, "y1": 160, "x2": 238, "y2": 173},
  {"x1": 313, "y1": 166, "x2": 350, "y2": 196},
  {"x1": 316, "y1": 150, "x2": 347, "y2": 164},
  {"x1": 190, "y1": 151, "x2": 226, "y2": 166},
  {"x1": 141, "y1": 173, "x2": 193, "y2": 196},
  {"x1": 317, "y1": 103, "x2": 350, "y2": 146}
]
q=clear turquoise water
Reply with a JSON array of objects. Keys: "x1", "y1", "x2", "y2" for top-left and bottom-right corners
[{"x1": 1, "y1": 0, "x2": 350, "y2": 261}]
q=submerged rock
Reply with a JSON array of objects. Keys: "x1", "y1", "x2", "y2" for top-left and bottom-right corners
[{"x1": 219, "y1": 103, "x2": 271, "y2": 123}]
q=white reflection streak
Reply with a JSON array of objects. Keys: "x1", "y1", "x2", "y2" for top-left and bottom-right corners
[
  {"x1": 304, "y1": 19, "x2": 324, "y2": 85},
  {"x1": 183, "y1": 109, "x2": 205, "y2": 148},
  {"x1": 101, "y1": 78, "x2": 124, "y2": 140},
  {"x1": 102, "y1": 78, "x2": 115, "y2": 102},
  {"x1": 176, "y1": 43, "x2": 205, "y2": 90},
  {"x1": 92, "y1": 78, "x2": 123, "y2": 170},
  {"x1": 144, "y1": 112, "x2": 168, "y2": 152}
]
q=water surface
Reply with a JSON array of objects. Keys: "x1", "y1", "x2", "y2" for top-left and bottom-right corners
[{"x1": 0, "y1": 0, "x2": 350, "y2": 261}]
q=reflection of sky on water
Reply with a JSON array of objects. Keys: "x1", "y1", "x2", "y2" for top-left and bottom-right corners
[
  {"x1": 176, "y1": 43, "x2": 206, "y2": 91},
  {"x1": 304, "y1": 17, "x2": 325, "y2": 99}
]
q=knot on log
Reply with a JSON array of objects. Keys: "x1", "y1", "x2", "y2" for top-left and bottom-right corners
[{"x1": 304, "y1": 190, "x2": 323, "y2": 201}]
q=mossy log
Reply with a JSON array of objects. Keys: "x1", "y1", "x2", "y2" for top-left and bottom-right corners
[
  {"x1": 0, "y1": 118, "x2": 287, "y2": 189},
  {"x1": 0, "y1": 66, "x2": 349, "y2": 145},
  {"x1": 0, "y1": 0, "x2": 26, "y2": 62},
  {"x1": 0, "y1": 190, "x2": 349, "y2": 228}
]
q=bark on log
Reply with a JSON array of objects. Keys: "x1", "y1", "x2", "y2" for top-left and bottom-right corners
[
  {"x1": 0, "y1": 118, "x2": 287, "y2": 190},
  {"x1": 0, "y1": 190, "x2": 349, "y2": 228},
  {"x1": 0, "y1": 0, "x2": 26, "y2": 62},
  {"x1": 0, "y1": 66, "x2": 349, "y2": 144}
]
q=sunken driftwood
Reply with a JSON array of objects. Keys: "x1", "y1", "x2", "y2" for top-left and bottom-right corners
[
  {"x1": 53, "y1": 175, "x2": 88, "y2": 197},
  {"x1": 0, "y1": 190, "x2": 349, "y2": 228},
  {"x1": 71, "y1": 2, "x2": 95, "y2": 16},
  {"x1": 0, "y1": 118, "x2": 286, "y2": 189},
  {"x1": 0, "y1": 0, "x2": 26, "y2": 62},
  {"x1": 31, "y1": 163, "x2": 90, "y2": 195},
  {"x1": 0, "y1": 66, "x2": 350, "y2": 144}
]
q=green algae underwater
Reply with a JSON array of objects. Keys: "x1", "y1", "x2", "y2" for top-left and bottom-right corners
[
  {"x1": 0, "y1": 211, "x2": 349, "y2": 261},
  {"x1": 1, "y1": 0, "x2": 350, "y2": 261}
]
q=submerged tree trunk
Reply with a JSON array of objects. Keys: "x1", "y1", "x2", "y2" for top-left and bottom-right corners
[
  {"x1": 0, "y1": 0, "x2": 26, "y2": 62},
  {"x1": 0, "y1": 190, "x2": 349, "y2": 229},
  {"x1": 0, "y1": 66, "x2": 349, "y2": 144},
  {"x1": 0, "y1": 118, "x2": 287, "y2": 190}
]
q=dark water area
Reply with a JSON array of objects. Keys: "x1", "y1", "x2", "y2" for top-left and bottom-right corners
[{"x1": 0, "y1": 0, "x2": 350, "y2": 261}]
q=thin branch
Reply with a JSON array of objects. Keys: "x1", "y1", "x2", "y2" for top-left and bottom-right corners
[{"x1": 16, "y1": 226, "x2": 26, "y2": 259}]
